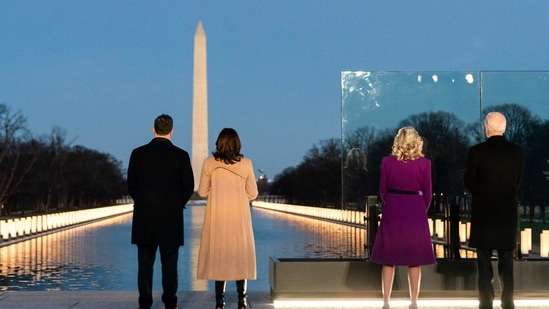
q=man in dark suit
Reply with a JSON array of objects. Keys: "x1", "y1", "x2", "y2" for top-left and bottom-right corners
[
  {"x1": 127, "y1": 114, "x2": 194, "y2": 309},
  {"x1": 464, "y1": 112, "x2": 524, "y2": 309}
]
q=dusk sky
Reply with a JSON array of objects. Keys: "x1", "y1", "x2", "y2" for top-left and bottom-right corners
[{"x1": 2, "y1": 1, "x2": 548, "y2": 179}]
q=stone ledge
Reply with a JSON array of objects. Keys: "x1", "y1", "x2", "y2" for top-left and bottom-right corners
[{"x1": 269, "y1": 257, "x2": 549, "y2": 300}]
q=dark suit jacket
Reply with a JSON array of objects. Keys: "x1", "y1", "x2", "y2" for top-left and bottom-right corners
[
  {"x1": 128, "y1": 137, "x2": 194, "y2": 246},
  {"x1": 464, "y1": 135, "x2": 523, "y2": 250}
]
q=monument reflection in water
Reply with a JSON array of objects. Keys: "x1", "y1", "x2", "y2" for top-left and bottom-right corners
[{"x1": 0, "y1": 205, "x2": 367, "y2": 292}]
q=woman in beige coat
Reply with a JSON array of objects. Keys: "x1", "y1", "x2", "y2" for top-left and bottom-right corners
[{"x1": 197, "y1": 128, "x2": 259, "y2": 309}]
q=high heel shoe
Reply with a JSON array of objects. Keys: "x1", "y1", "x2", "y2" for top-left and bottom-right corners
[
  {"x1": 409, "y1": 303, "x2": 418, "y2": 309},
  {"x1": 237, "y1": 299, "x2": 248, "y2": 309}
]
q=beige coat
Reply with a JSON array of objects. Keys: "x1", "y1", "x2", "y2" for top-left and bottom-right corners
[{"x1": 197, "y1": 156, "x2": 259, "y2": 280}]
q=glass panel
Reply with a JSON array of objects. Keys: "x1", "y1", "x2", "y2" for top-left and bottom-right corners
[
  {"x1": 341, "y1": 70, "x2": 549, "y2": 228},
  {"x1": 341, "y1": 71, "x2": 480, "y2": 211}
]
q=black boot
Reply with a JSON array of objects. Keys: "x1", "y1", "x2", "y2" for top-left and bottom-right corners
[
  {"x1": 236, "y1": 279, "x2": 248, "y2": 309},
  {"x1": 215, "y1": 281, "x2": 226, "y2": 309}
]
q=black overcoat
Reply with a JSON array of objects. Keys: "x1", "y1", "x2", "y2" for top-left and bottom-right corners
[
  {"x1": 463, "y1": 135, "x2": 523, "y2": 250},
  {"x1": 127, "y1": 138, "x2": 194, "y2": 246}
]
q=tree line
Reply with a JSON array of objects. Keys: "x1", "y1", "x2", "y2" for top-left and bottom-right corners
[
  {"x1": 3, "y1": 102, "x2": 547, "y2": 217},
  {"x1": 0, "y1": 104, "x2": 126, "y2": 216},
  {"x1": 269, "y1": 103, "x2": 549, "y2": 212}
]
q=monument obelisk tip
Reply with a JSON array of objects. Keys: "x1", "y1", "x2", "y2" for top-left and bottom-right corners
[{"x1": 196, "y1": 21, "x2": 204, "y2": 34}]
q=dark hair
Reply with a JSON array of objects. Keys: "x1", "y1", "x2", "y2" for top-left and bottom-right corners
[
  {"x1": 213, "y1": 128, "x2": 243, "y2": 164},
  {"x1": 154, "y1": 114, "x2": 173, "y2": 135}
]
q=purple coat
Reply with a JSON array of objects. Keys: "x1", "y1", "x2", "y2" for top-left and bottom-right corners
[{"x1": 370, "y1": 156, "x2": 436, "y2": 266}]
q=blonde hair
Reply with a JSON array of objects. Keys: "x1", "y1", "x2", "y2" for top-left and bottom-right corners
[{"x1": 391, "y1": 126, "x2": 424, "y2": 161}]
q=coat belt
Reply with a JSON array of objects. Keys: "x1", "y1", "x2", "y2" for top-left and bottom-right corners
[{"x1": 387, "y1": 188, "x2": 423, "y2": 196}]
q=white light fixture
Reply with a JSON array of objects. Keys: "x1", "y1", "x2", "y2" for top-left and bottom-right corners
[{"x1": 273, "y1": 299, "x2": 549, "y2": 308}]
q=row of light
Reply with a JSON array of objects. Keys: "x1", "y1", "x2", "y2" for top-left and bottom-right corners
[
  {"x1": 252, "y1": 201, "x2": 365, "y2": 225},
  {"x1": 253, "y1": 201, "x2": 549, "y2": 257},
  {"x1": 0, "y1": 204, "x2": 133, "y2": 242},
  {"x1": 430, "y1": 221, "x2": 547, "y2": 257},
  {"x1": 274, "y1": 299, "x2": 549, "y2": 308}
]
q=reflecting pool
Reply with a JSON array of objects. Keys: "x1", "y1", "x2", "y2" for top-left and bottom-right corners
[{"x1": 0, "y1": 204, "x2": 367, "y2": 292}]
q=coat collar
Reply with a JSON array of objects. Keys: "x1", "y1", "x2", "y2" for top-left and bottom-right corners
[
  {"x1": 487, "y1": 135, "x2": 506, "y2": 142},
  {"x1": 150, "y1": 137, "x2": 172, "y2": 144}
]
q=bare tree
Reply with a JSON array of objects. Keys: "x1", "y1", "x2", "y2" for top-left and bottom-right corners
[
  {"x1": 483, "y1": 103, "x2": 540, "y2": 146},
  {"x1": 22, "y1": 127, "x2": 71, "y2": 212},
  {"x1": 399, "y1": 111, "x2": 471, "y2": 201},
  {"x1": 343, "y1": 126, "x2": 377, "y2": 151},
  {"x1": 0, "y1": 104, "x2": 40, "y2": 214},
  {"x1": 270, "y1": 139, "x2": 342, "y2": 207}
]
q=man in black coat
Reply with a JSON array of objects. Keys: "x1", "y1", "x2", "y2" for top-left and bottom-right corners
[
  {"x1": 464, "y1": 111, "x2": 524, "y2": 309},
  {"x1": 128, "y1": 114, "x2": 194, "y2": 309}
]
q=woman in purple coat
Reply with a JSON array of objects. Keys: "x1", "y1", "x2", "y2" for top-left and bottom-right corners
[{"x1": 370, "y1": 126, "x2": 435, "y2": 309}]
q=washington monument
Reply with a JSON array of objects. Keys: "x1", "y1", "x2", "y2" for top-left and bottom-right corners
[{"x1": 192, "y1": 21, "x2": 208, "y2": 190}]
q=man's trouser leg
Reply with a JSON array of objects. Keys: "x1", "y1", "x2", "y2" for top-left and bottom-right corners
[
  {"x1": 476, "y1": 249, "x2": 494, "y2": 309},
  {"x1": 497, "y1": 249, "x2": 515, "y2": 309},
  {"x1": 160, "y1": 245, "x2": 180, "y2": 309},
  {"x1": 138, "y1": 245, "x2": 158, "y2": 309}
]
